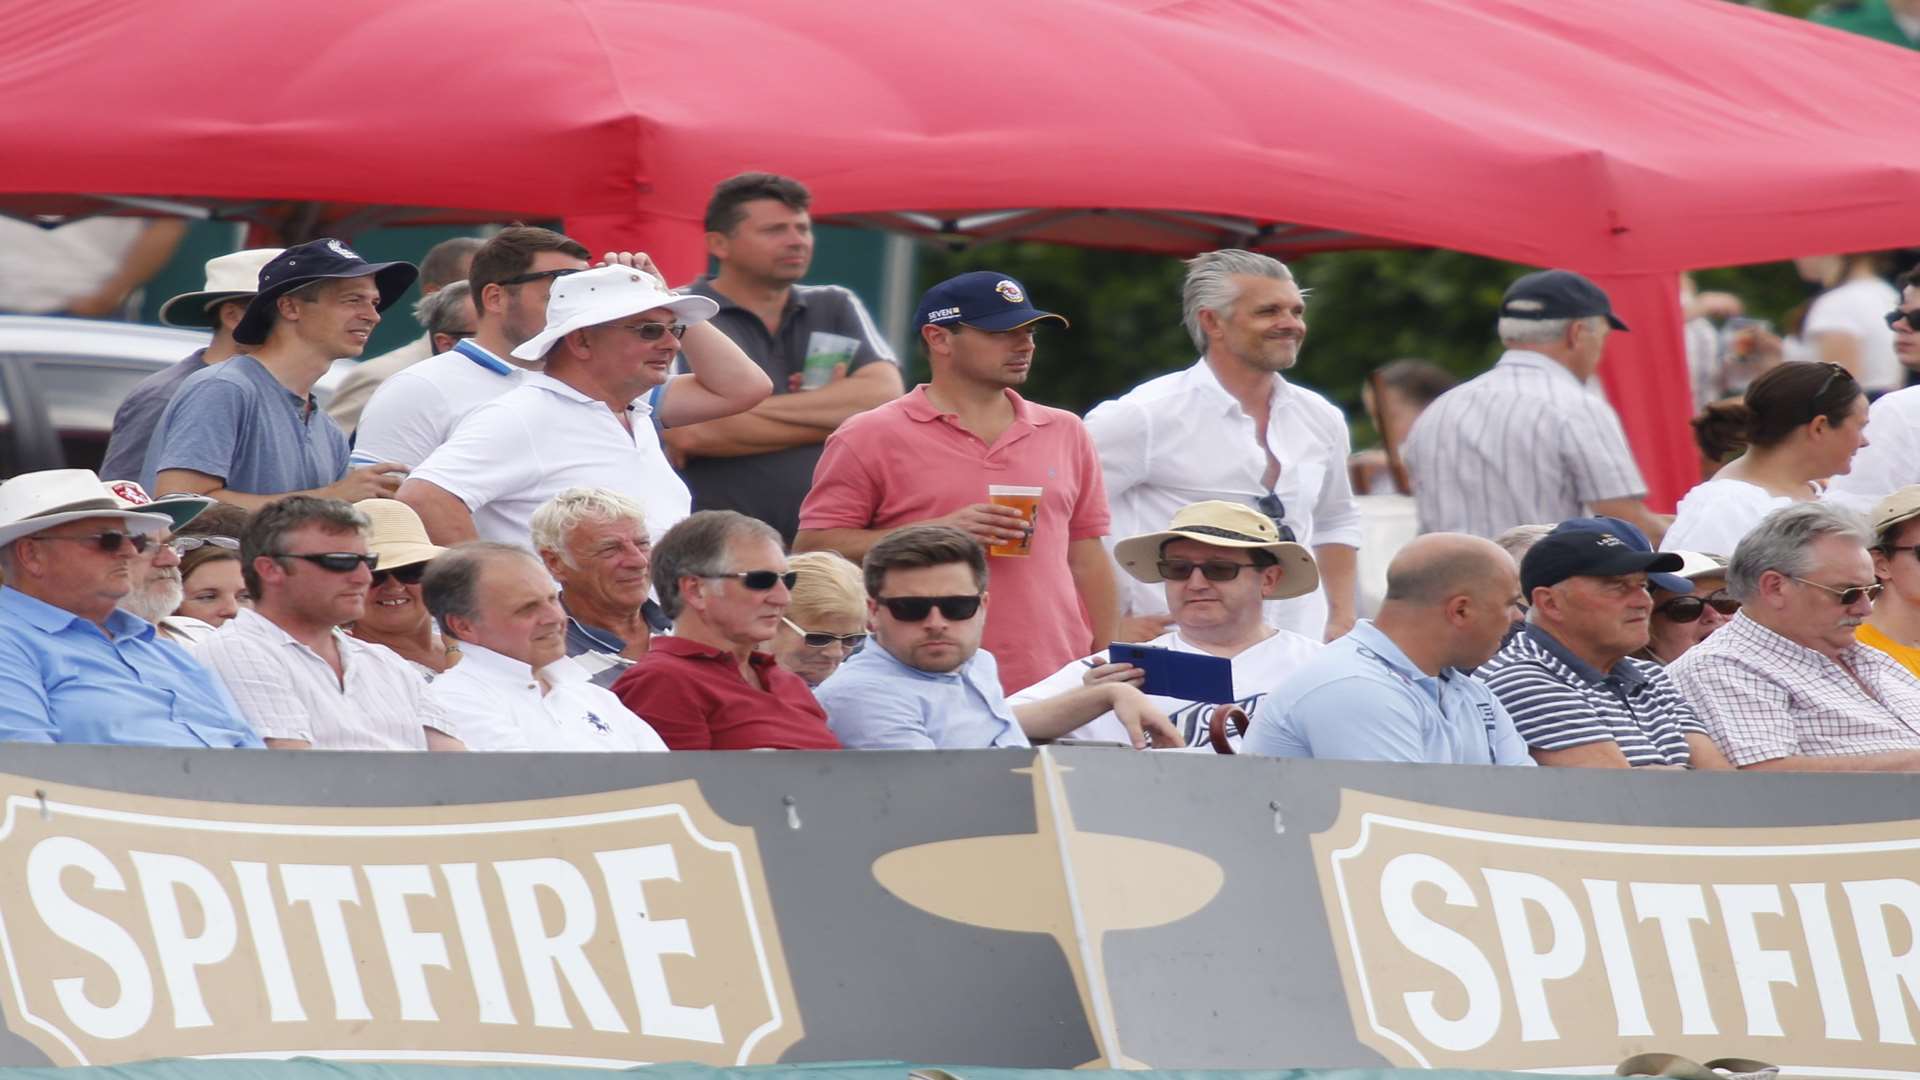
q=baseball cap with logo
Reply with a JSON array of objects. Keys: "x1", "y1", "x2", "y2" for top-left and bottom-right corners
[
  {"x1": 1550, "y1": 515, "x2": 1689, "y2": 594},
  {"x1": 1501, "y1": 269, "x2": 1628, "y2": 331},
  {"x1": 232, "y1": 238, "x2": 419, "y2": 346},
  {"x1": 1520, "y1": 528, "x2": 1683, "y2": 597},
  {"x1": 914, "y1": 271, "x2": 1069, "y2": 332}
]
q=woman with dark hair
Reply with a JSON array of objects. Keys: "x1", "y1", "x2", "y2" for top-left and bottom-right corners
[{"x1": 1664, "y1": 361, "x2": 1869, "y2": 555}]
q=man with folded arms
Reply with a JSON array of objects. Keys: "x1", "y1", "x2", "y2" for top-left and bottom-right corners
[
  {"x1": 1010, "y1": 501, "x2": 1323, "y2": 749},
  {"x1": 195, "y1": 496, "x2": 463, "y2": 750},
  {"x1": 0, "y1": 468, "x2": 258, "y2": 746},
  {"x1": 1243, "y1": 533, "x2": 1532, "y2": 764},
  {"x1": 817, "y1": 525, "x2": 1179, "y2": 749},
  {"x1": 1668, "y1": 502, "x2": 1920, "y2": 771},
  {"x1": 424, "y1": 542, "x2": 667, "y2": 751}
]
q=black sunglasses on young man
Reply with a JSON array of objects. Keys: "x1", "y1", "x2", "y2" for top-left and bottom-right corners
[
  {"x1": 274, "y1": 552, "x2": 380, "y2": 573},
  {"x1": 1885, "y1": 307, "x2": 1920, "y2": 330},
  {"x1": 876, "y1": 595, "x2": 984, "y2": 622},
  {"x1": 497, "y1": 267, "x2": 582, "y2": 287},
  {"x1": 1653, "y1": 589, "x2": 1741, "y2": 624}
]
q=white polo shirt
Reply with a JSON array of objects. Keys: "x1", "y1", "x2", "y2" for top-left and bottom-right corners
[
  {"x1": 427, "y1": 642, "x2": 668, "y2": 752},
  {"x1": 352, "y1": 342, "x2": 526, "y2": 468},
  {"x1": 410, "y1": 371, "x2": 690, "y2": 550}
]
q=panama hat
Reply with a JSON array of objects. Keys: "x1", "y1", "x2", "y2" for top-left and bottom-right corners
[
  {"x1": 1111, "y1": 500, "x2": 1319, "y2": 600},
  {"x1": 0, "y1": 469, "x2": 173, "y2": 549},
  {"x1": 511, "y1": 265, "x2": 719, "y2": 362},
  {"x1": 356, "y1": 499, "x2": 444, "y2": 570},
  {"x1": 157, "y1": 248, "x2": 284, "y2": 328}
]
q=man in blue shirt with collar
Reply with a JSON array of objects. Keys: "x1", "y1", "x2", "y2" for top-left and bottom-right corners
[
  {"x1": 817, "y1": 525, "x2": 1179, "y2": 749},
  {"x1": 1243, "y1": 532, "x2": 1532, "y2": 764},
  {"x1": 0, "y1": 469, "x2": 260, "y2": 747}
]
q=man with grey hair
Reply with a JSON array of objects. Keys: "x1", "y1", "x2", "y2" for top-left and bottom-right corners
[
  {"x1": 1667, "y1": 502, "x2": 1920, "y2": 771},
  {"x1": 529, "y1": 487, "x2": 671, "y2": 684},
  {"x1": 1085, "y1": 248, "x2": 1361, "y2": 644},
  {"x1": 327, "y1": 236, "x2": 483, "y2": 433},
  {"x1": 1403, "y1": 269, "x2": 1666, "y2": 543}
]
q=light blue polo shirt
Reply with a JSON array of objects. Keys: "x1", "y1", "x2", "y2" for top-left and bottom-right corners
[
  {"x1": 1242, "y1": 620, "x2": 1533, "y2": 765},
  {"x1": 142, "y1": 353, "x2": 350, "y2": 495},
  {"x1": 0, "y1": 587, "x2": 263, "y2": 747},
  {"x1": 815, "y1": 642, "x2": 1030, "y2": 750}
]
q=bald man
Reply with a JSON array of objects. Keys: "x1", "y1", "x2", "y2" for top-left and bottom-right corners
[{"x1": 1242, "y1": 533, "x2": 1534, "y2": 763}]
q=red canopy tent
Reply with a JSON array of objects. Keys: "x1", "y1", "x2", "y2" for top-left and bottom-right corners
[{"x1": 4, "y1": 0, "x2": 1919, "y2": 509}]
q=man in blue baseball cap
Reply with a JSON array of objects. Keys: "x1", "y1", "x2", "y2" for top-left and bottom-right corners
[
  {"x1": 794, "y1": 270, "x2": 1119, "y2": 695},
  {"x1": 146, "y1": 238, "x2": 419, "y2": 510}
]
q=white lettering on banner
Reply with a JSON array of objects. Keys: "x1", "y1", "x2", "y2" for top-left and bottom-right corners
[
  {"x1": 25, "y1": 837, "x2": 152, "y2": 1042},
  {"x1": 1314, "y1": 791, "x2": 1920, "y2": 1075}
]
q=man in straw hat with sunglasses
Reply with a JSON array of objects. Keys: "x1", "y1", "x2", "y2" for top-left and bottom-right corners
[
  {"x1": 400, "y1": 258, "x2": 771, "y2": 550},
  {"x1": 1008, "y1": 501, "x2": 1324, "y2": 750},
  {"x1": 1669, "y1": 502, "x2": 1920, "y2": 771},
  {"x1": 0, "y1": 468, "x2": 259, "y2": 746}
]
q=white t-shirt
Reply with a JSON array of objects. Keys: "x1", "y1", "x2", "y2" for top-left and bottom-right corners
[
  {"x1": 428, "y1": 644, "x2": 668, "y2": 752},
  {"x1": 1006, "y1": 626, "x2": 1323, "y2": 749},
  {"x1": 0, "y1": 217, "x2": 147, "y2": 314},
  {"x1": 1804, "y1": 277, "x2": 1902, "y2": 393},
  {"x1": 353, "y1": 344, "x2": 526, "y2": 468},
  {"x1": 1661, "y1": 478, "x2": 1805, "y2": 557}
]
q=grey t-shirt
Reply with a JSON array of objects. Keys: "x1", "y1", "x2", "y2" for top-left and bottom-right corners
[
  {"x1": 141, "y1": 354, "x2": 349, "y2": 496},
  {"x1": 100, "y1": 348, "x2": 209, "y2": 481},
  {"x1": 678, "y1": 279, "x2": 896, "y2": 542}
]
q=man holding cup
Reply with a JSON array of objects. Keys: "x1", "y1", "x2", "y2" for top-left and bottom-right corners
[{"x1": 794, "y1": 271, "x2": 1115, "y2": 693}]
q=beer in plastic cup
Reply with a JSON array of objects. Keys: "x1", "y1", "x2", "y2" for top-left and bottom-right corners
[{"x1": 987, "y1": 484, "x2": 1043, "y2": 557}]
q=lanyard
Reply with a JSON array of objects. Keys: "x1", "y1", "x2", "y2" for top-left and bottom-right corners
[{"x1": 454, "y1": 339, "x2": 513, "y2": 375}]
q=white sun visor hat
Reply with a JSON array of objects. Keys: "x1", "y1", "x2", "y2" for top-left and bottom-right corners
[{"x1": 510, "y1": 265, "x2": 720, "y2": 362}]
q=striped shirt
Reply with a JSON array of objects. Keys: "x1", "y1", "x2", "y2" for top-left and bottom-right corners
[
  {"x1": 1478, "y1": 624, "x2": 1704, "y2": 766},
  {"x1": 195, "y1": 608, "x2": 454, "y2": 750},
  {"x1": 1403, "y1": 350, "x2": 1645, "y2": 538},
  {"x1": 1666, "y1": 611, "x2": 1920, "y2": 767}
]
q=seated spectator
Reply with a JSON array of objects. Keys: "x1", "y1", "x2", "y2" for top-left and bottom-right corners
[
  {"x1": 1350, "y1": 358, "x2": 1456, "y2": 495},
  {"x1": 530, "y1": 487, "x2": 671, "y2": 686},
  {"x1": 425, "y1": 542, "x2": 667, "y2": 751},
  {"x1": 1637, "y1": 552, "x2": 1736, "y2": 665},
  {"x1": 1010, "y1": 501, "x2": 1323, "y2": 748},
  {"x1": 1242, "y1": 533, "x2": 1531, "y2": 764},
  {"x1": 611, "y1": 511, "x2": 838, "y2": 750},
  {"x1": 1859, "y1": 486, "x2": 1920, "y2": 678},
  {"x1": 1667, "y1": 503, "x2": 1920, "y2": 770},
  {"x1": 0, "y1": 469, "x2": 259, "y2": 746},
  {"x1": 817, "y1": 526, "x2": 1178, "y2": 749},
  {"x1": 195, "y1": 496, "x2": 463, "y2": 750},
  {"x1": 771, "y1": 551, "x2": 869, "y2": 688},
  {"x1": 1663, "y1": 362, "x2": 1868, "y2": 555},
  {"x1": 347, "y1": 499, "x2": 454, "y2": 678},
  {"x1": 1480, "y1": 527, "x2": 1732, "y2": 769},
  {"x1": 102, "y1": 481, "x2": 217, "y2": 645},
  {"x1": 171, "y1": 503, "x2": 250, "y2": 628},
  {"x1": 326, "y1": 236, "x2": 484, "y2": 434}
]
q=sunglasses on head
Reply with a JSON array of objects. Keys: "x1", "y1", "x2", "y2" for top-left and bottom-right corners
[
  {"x1": 168, "y1": 535, "x2": 239, "y2": 555},
  {"x1": 616, "y1": 322, "x2": 687, "y2": 341},
  {"x1": 1886, "y1": 307, "x2": 1920, "y2": 330},
  {"x1": 1158, "y1": 559, "x2": 1260, "y2": 582},
  {"x1": 274, "y1": 551, "x2": 380, "y2": 573},
  {"x1": 371, "y1": 562, "x2": 428, "y2": 587},
  {"x1": 876, "y1": 594, "x2": 983, "y2": 622},
  {"x1": 496, "y1": 267, "x2": 582, "y2": 287},
  {"x1": 781, "y1": 618, "x2": 867, "y2": 650},
  {"x1": 709, "y1": 570, "x2": 798, "y2": 591},
  {"x1": 1653, "y1": 588, "x2": 1741, "y2": 623},
  {"x1": 38, "y1": 530, "x2": 152, "y2": 555}
]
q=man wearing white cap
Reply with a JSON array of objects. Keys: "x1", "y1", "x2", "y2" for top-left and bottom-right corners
[
  {"x1": 99, "y1": 248, "x2": 283, "y2": 482},
  {"x1": 0, "y1": 469, "x2": 259, "y2": 747},
  {"x1": 399, "y1": 258, "x2": 772, "y2": 549}
]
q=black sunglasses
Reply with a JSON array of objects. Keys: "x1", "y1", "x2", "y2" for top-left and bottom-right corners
[
  {"x1": 1885, "y1": 308, "x2": 1920, "y2": 330},
  {"x1": 168, "y1": 535, "x2": 239, "y2": 554},
  {"x1": 615, "y1": 322, "x2": 687, "y2": 341},
  {"x1": 1157, "y1": 559, "x2": 1260, "y2": 582},
  {"x1": 371, "y1": 562, "x2": 428, "y2": 587},
  {"x1": 1253, "y1": 493, "x2": 1299, "y2": 543},
  {"x1": 876, "y1": 594, "x2": 983, "y2": 622},
  {"x1": 782, "y1": 618, "x2": 867, "y2": 650},
  {"x1": 38, "y1": 530, "x2": 152, "y2": 555},
  {"x1": 1653, "y1": 589, "x2": 1741, "y2": 624},
  {"x1": 709, "y1": 570, "x2": 798, "y2": 591},
  {"x1": 274, "y1": 551, "x2": 380, "y2": 573},
  {"x1": 496, "y1": 267, "x2": 582, "y2": 287}
]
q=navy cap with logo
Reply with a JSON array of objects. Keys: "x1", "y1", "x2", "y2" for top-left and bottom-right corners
[
  {"x1": 1550, "y1": 516, "x2": 1691, "y2": 594},
  {"x1": 232, "y1": 238, "x2": 420, "y2": 345},
  {"x1": 914, "y1": 270, "x2": 1069, "y2": 333},
  {"x1": 1520, "y1": 528, "x2": 1683, "y2": 597},
  {"x1": 1501, "y1": 269, "x2": 1629, "y2": 332}
]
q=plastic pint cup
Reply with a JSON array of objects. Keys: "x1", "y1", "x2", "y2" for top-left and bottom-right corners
[{"x1": 987, "y1": 485, "x2": 1043, "y2": 557}]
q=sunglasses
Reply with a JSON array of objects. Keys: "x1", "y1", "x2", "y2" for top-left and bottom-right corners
[
  {"x1": 1653, "y1": 589, "x2": 1741, "y2": 623},
  {"x1": 1789, "y1": 576, "x2": 1882, "y2": 606},
  {"x1": 1157, "y1": 559, "x2": 1260, "y2": 582},
  {"x1": 274, "y1": 551, "x2": 380, "y2": 573},
  {"x1": 876, "y1": 594, "x2": 983, "y2": 622},
  {"x1": 781, "y1": 617, "x2": 867, "y2": 650},
  {"x1": 1253, "y1": 493, "x2": 1299, "y2": 543},
  {"x1": 615, "y1": 322, "x2": 687, "y2": 341},
  {"x1": 38, "y1": 530, "x2": 152, "y2": 554},
  {"x1": 708, "y1": 570, "x2": 798, "y2": 591},
  {"x1": 169, "y1": 535, "x2": 240, "y2": 555},
  {"x1": 1885, "y1": 308, "x2": 1920, "y2": 330},
  {"x1": 371, "y1": 562, "x2": 428, "y2": 587},
  {"x1": 496, "y1": 267, "x2": 582, "y2": 287}
]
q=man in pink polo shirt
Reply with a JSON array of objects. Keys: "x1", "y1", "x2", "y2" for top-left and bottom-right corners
[{"x1": 794, "y1": 271, "x2": 1114, "y2": 693}]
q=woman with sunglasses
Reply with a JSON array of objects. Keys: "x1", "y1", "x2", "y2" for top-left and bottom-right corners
[
  {"x1": 347, "y1": 499, "x2": 455, "y2": 677},
  {"x1": 770, "y1": 552, "x2": 869, "y2": 688},
  {"x1": 1635, "y1": 552, "x2": 1737, "y2": 666},
  {"x1": 1664, "y1": 361, "x2": 1869, "y2": 556}
]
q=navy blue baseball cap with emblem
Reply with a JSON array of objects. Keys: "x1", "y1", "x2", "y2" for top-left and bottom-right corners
[
  {"x1": 1501, "y1": 269, "x2": 1628, "y2": 331},
  {"x1": 1550, "y1": 515, "x2": 1691, "y2": 594},
  {"x1": 233, "y1": 238, "x2": 419, "y2": 345},
  {"x1": 914, "y1": 270, "x2": 1069, "y2": 332},
  {"x1": 1522, "y1": 527, "x2": 1684, "y2": 597}
]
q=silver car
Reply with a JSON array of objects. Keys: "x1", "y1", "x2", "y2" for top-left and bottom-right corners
[{"x1": 0, "y1": 316, "x2": 209, "y2": 477}]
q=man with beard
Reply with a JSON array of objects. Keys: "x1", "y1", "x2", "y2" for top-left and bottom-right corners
[
  {"x1": 1085, "y1": 250, "x2": 1360, "y2": 645},
  {"x1": 102, "y1": 481, "x2": 218, "y2": 644}
]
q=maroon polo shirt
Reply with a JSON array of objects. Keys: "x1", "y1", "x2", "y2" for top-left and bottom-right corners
[{"x1": 612, "y1": 636, "x2": 840, "y2": 750}]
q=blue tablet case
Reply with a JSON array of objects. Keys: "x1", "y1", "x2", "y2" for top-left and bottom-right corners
[{"x1": 1106, "y1": 643, "x2": 1235, "y2": 704}]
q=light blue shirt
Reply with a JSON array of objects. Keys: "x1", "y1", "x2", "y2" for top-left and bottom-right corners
[
  {"x1": 0, "y1": 587, "x2": 262, "y2": 747},
  {"x1": 143, "y1": 353, "x2": 350, "y2": 495},
  {"x1": 815, "y1": 643, "x2": 1031, "y2": 750},
  {"x1": 1242, "y1": 620, "x2": 1533, "y2": 765}
]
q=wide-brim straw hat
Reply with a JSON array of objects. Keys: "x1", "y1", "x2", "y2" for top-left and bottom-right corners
[{"x1": 1111, "y1": 499, "x2": 1319, "y2": 600}]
